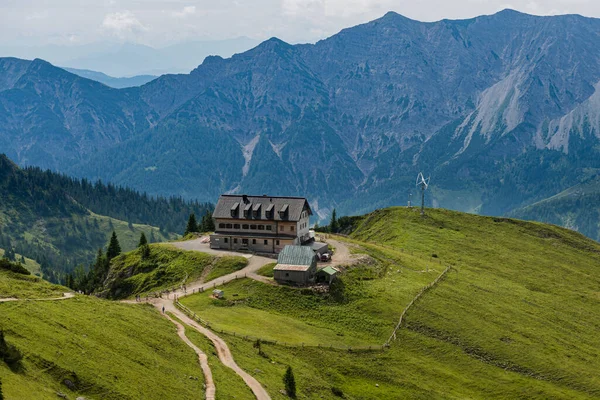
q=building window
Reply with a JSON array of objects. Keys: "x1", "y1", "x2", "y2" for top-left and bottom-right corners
[
  {"x1": 224, "y1": 238, "x2": 228, "y2": 243},
  {"x1": 250, "y1": 224, "x2": 257, "y2": 230},
  {"x1": 226, "y1": 223, "x2": 232, "y2": 229},
  {"x1": 258, "y1": 225, "x2": 264, "y2": 230},
  {"x1": 264, "y1": 240, "x2": 268, "y2": 245},
  {"x1": 285, "y1": 273, "x2": 289, "y2": 277},
  {"x1": 266, "y1": 225, "x2": 272, "y2": 231},
  {"x1": 234, "y1": 238, "x2": 238, "y2": 244},
  {"x1": 252, "y1": 239, "x2": 256, "y2": 244},
  {"x1": 242, "y1": 238, "x2": 248, "y2": 245},
  {"x1": 242, "y1": 224, "x2": 249, "y2": 229},
  {"x1": 276, "y1": 240, "x2": 280, "y2": 245},
  {"x1": 219, "y1": 223, "x2": 225, "y2": 228},
  {"x1": 234, "y1": 224, "x2": 240, "y2": 229},
  {"x1": 291, "y1": 226, "x2": 295, "y2": 231}
]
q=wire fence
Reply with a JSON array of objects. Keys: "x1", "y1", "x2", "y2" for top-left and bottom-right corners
[{"x1": 385, "y1": 265, "x2": 452, "y2": 347}]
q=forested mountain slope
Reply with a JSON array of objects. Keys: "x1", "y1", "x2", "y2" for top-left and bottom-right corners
[
  {"x1": 1, "y1": 10, "x2": 600, "y2": 228},
  {"x1": 0, "y1": 155, "x2": 211, "y2": 282},
  {"x1": 510, "y1": 174, "x2": 600, "y2": 241}
]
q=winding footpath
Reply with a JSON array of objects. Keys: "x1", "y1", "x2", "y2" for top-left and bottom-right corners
[
  {"x1": 153, "y1": 238, "x2": 273, "y2": 400},
  {"x1": 0, "y1": 292, "x2": 75, "y2": 303}
]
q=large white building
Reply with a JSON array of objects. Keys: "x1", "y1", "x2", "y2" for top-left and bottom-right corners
[{"x1": 209, "y1": 194, "x2": 312, "y2": 253}]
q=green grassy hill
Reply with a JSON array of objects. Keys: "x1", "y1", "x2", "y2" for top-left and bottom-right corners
[
  {"x1": 0, "y1": 248, "x2": 41, "y2": 276},
  {"x1": 180, "y1": 207, "x2": 600, "y2": 399},
  {"x1": 99, "y1": 244, "x2": 247, "y2": 299},
  {"x1": 0, "y1": 270, "x2": 206, "y2": 400},
  {"x1": 510, "y1": 175, "x2": 600, "y2": 241}
]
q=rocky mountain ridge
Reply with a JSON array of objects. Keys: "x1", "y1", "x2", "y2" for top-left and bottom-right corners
[{"x1": 1, "y1": 9, "x2": 599, "y2": 227}]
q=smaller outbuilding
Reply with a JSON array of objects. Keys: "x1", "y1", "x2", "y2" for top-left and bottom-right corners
[
  {"x1": 307, "y1": 241, "x2": 329, "y2": 256},
  {"x1": 316, "y1": 266, "x2": 340, "y2": 284},
  {"x1": 274, "y1": 245, "x2": 317, "y2": 286}
]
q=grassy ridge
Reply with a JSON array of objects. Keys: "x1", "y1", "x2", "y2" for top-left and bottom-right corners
[
  {"x1": 183, "y1": 206, "x2": 600, "y2": 398},
  {"x1": 0, "y1": 269, "x2": 66, "y2": 299},
  {"x1": 0, "y1": 297, "x2": 205, "y2": 400},
  {"x1": 350, "y1": 207, "x2": 600, "y2": 396},
  {"x1": 101, "y1": 244, "x2": 248, "y2": 299},
  {"x1": 0, "y1": 247, "x2": 41, "y2": 275}
]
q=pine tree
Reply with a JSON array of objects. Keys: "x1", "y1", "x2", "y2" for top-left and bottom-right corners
[
  {"x1": 185, "y1": 213, "x2": 199, "y2": 235},
  {"x1": 0, "y1": 376, "x2": 3, "y2": 400},
  {"x1": 283, "y1": 366, "x2": 296, "y2": 398},
  {"x1": 106, "y1": 231, "x2": 121, "y2": 260},
  {"x1": 329, "y1": 209, "x2": 339, "y2": 234},
  {"x1": 20, "y1": 255, "x2": 25, "y2": 264},
  {"x1": 138, "y1": 232, "x2": 148, "y2": 247}
]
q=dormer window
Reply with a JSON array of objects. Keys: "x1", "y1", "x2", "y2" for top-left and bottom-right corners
[
  {"x1": 244, "y1": 202, "x2": 252, "y2": 218},
  {"x1": 230, "y1": 202, "x2": 240, "y2": 218},
  {"x1": 252, "y1": 203, "x2": 262, "y2": 219},
  {"x1": 265, "y1": 203, "x2": 274, "y2": 219},
  {"x1": 279, "y1": 204, "x2": 289, "y2": 220}
]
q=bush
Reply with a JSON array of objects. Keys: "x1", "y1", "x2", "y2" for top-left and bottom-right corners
[
  {"x1": 0, "y1": 330, "x2": 23, "y2": 371},
  {"x1": 331, "y1": 386, "x2": 345, "y2": 398},
  {"x1": 0, "y1": 259, "x2": 30, "y2": 275},
  {"x1": 283, "y1": 366, "x2": 296, "y2": 398}
]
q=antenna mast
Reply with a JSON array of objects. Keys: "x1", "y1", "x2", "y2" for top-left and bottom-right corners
[{"x1": 416, "y1": 172, "x2": 430, "y2": 216}]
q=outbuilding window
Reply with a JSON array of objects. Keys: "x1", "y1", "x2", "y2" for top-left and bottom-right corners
[{"x1": 264, "y1": 240, "x2": 268, "y2": 245}]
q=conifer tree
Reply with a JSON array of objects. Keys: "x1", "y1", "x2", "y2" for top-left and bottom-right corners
[
  {"x1": 0, "y1": 376, "x2": 3, "y2": 400},
  {"x1": 283, "y1": 366, "x2": 296, "y2": 398},
  {"x1": 329, "y1": 209, "x2": 339, "y2": 234},
  {"x1": 185, "y1": 213, "x2": 199, "y2": 235},
  {"x1": 106, "y1": 231, "x2": 121, "y2": 260},
  {"x1": 138, "y1": 232, "x2": 148, "y2": 247},
  {"x1": 20, "y1": 255, "x2": 25, "y2": 264}
]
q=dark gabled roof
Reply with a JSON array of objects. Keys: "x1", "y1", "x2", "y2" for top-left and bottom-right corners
[
  {"x1": 213, "y1": 194, "x2": 312, "y2": 222},
  {"x1": 277, "y1": 245, "x2": 315, "y2": 266}
]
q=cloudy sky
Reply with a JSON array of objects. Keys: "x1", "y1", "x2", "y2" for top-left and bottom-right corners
[{"x1": 1, "y1": 0, "x2": 599, "y2": 47}]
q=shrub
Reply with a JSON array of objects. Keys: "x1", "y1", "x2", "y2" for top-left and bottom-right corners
[
  {"x1": 0, "y1": 259, "x2": 30, "y2": 275},
  {"x1": 331, "y1": 386, "x2": 345, "y2": 398},
  {"x1": 283, "y1": 366, "x2": 296, "y2": 398},
  {"x1": 0, "y1": 330, "x2": 23, "y2": 371}
]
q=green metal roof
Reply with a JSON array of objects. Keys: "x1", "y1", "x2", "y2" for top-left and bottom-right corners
[
  {"x1": 318, "y1": 266, "x2": 339, "y2": 276},
  {"x1": 277, "y1": 245, "x2": 315, "y2": 266}
]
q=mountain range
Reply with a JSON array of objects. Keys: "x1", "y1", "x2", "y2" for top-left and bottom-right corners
[
  {"x1": 0, "y1": 37, "x2": 260, "y2": 76},
  {"x1": 1, "y1": 9, "x2": 599, "y2": 232},
  {"x1": 63, "y1": 67, "x2": 157, "y2": 89}
]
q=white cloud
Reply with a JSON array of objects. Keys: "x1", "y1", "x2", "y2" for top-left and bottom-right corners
[
  {"x1": 102, "y1": 10, "x2": 147, "y2": 37},
  {"x1": 172, "y1": 6, "x2": 197, "y2": 18}
]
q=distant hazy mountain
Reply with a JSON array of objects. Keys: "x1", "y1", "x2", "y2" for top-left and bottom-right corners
[
  {"x1": 1, "y1": 10, "x2": 600, "y2": 235},
  {"x1": 63, "y1": 67, "x2": 157, "y2": 88},
  {"x1": 510, "y1": 175, "x2": 600, "y2": 241},
  {"x1": 0, "y1": 37, "x2": 259, "y2": 77}
]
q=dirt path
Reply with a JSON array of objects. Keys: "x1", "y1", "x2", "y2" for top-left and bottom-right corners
[
  {"x1": 0, "y1": 292, "x2": 75, "y2": 303},
  {"x1": 147, "y1": 238, "x2": 273, "y2": 399},
  {"x1": 159, "y1": 301, "x2": 271, "y2": 400},
  {"x1": 319, "y1": 238, "x2": 358, "y2": 267},
  {"x1": 164, "y1": 313, "x2": 216, "y2": 400}
]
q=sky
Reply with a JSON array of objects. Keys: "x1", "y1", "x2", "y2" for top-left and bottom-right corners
[{"x1": 1, "y1": 0, "x2": 600, "y2": 48}]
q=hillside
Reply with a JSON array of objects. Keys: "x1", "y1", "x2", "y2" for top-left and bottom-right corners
[
  {"x1": 0, "y1": 271, "x2": 207, "y2": 399},
  {"x1": 1, "y1": 11, "x2": 600, "y2": 222},
  {"x1": 509, "y1": 175, "x2": 600, "y2": 241},
  {"x1": 98, "y1": 243, "x2": 247, "y2": 299},
  {"x1": 178, "y1": 207, "x2": 600, "y2": 399},
  {"x1": 0, "y1": 154, "x2": 211, "y2": 282}
]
